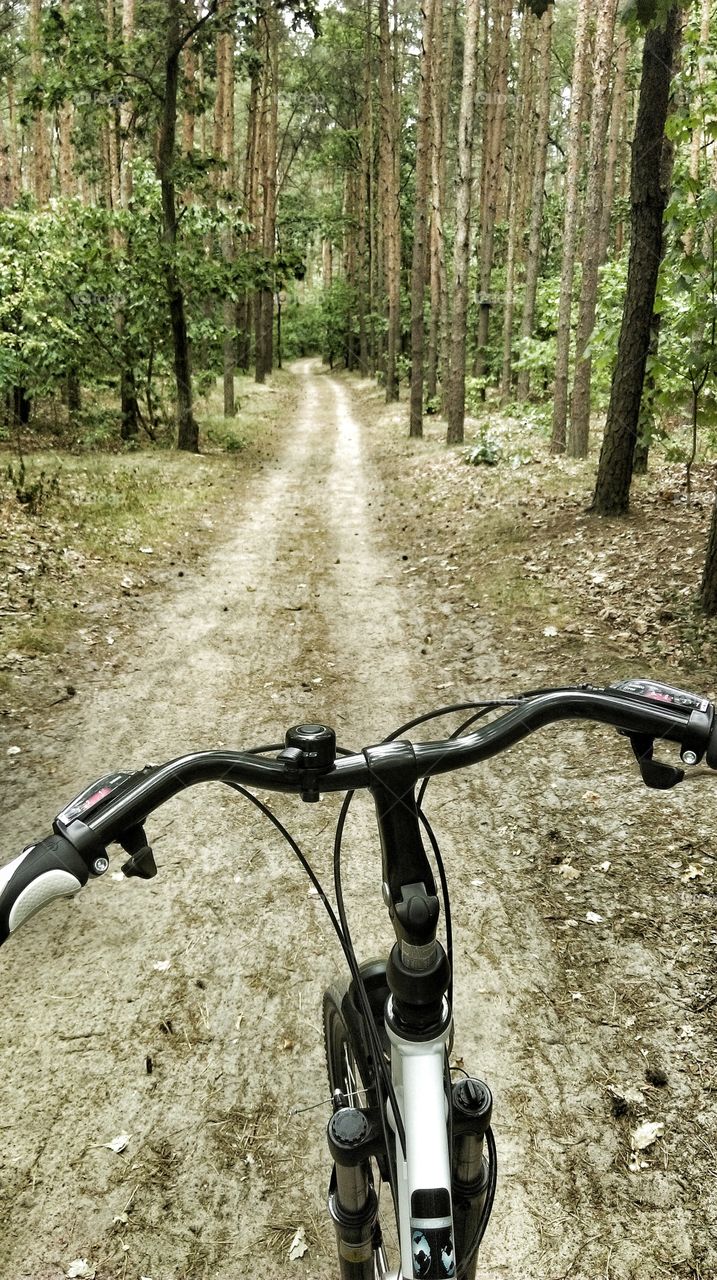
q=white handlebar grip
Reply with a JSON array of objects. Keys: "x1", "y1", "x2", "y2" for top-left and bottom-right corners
[{"x1": 0, "y1": 837, "x2": 89, "y2": 944}]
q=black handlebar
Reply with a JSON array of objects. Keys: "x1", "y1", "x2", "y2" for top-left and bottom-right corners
[{"x1": 1, "y1": 681, "x2": 715, "y2": 946}]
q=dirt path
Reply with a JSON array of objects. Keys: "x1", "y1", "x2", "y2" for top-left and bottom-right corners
[{"x1": 1, "y1": 361, "x2": 714, "y2": 1280}]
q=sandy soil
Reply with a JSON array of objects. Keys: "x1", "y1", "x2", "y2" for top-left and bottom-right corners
[{"x1": 1, "y1": 360, "x2": 715, "y2": 1280}]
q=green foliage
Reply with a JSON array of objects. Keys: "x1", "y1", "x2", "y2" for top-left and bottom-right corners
[
  {"x1": 6, "y1": 459, "x2": 61, "y2": 515},
  {"x1": 464, "y1": 426, "x2": 502, "y2": 467}
]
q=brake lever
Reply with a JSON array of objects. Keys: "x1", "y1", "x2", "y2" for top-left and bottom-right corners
[
  {"x1": 626, "y1": 732, "x2": 684, "y2": 790},
  {"x1": 119, "y1": 825, "x2": 158, "y2": 879}
]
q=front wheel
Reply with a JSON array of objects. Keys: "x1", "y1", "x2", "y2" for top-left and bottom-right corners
[{"x1": 323, "y1": 967, "x2": 395, "y2": 1280}]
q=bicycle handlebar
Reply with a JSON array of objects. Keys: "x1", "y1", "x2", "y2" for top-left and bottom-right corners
[{"x1": 1, "y1": 680, "x2": 715, "y2": 945}]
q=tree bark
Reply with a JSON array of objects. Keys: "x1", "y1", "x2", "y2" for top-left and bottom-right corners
[
  {"x1": 238, "y1": 53, "x2": 260, "y2": 371},
  {"x1": 500, "y1": 10, "x2": 534, "y2": 406},
  {"x1": 29, "y1": 0, "x2": 50, "y2": 203},
  {"x1": 378, "y1": 0, "x2": 401, "y2": 401},
  {"x1": 216, "y1": 0, "x2": 237, "y2": 417},
  {"x1": 445, "y1": 0, "x2": 480, "y2": 445},
  {"x1": 474, "y1": 0, "x2": 511, "y2": 386},
  {"x1": 568, "y1": 0, "x2": 619, "y2": 457},
  {"x1": 591, "y1": 8, "x2": 681, "y2": 517},
  {"x1": 550, "y1": 0, "x2": 592, "y2": 452},
  {"x1": 598, "y1": 30, "x2": 629, "y2": 263},
  {"x1": 426, "y1": 0, "x2": 445, "y2": 405},
  {"x1": 516, "y1": 4, "x2": 553, "y2": 402},
  {"x1": 409, "y1": 0, "x2": 437, "y2": 438},
  {"x1": 255, "y1": 6, "x2": 279, "y2": 384},
  {"x1": 158, "y1": 0, "x2": 199, "y2": 451}
]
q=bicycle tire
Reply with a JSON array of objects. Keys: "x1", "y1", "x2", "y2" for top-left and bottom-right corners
[{"x1": 323, "y1": 970, "x2": 395, "y2": 1279}]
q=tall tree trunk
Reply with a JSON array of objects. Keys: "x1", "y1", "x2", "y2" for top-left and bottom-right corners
[
  {"x1": 550, "y1": 0, "x2": 592, "y2": 452},
  {"x1": 255, "y1": 6, "x2": 279, "y2": 384},
  {"x1": 598, "y1": 31, "x2": 629, "y2": 263},
  {"x1": 182, "y1": 4, "x2": 197, "y2": 159},
  {"x1": 438, "y1": 0, "x2": 456, "y2": 409},
  {"x1": 1, "y1": 81, "x2": 19, "y2": 205},
  {"x1": 614, "y1": 77, "x2": 632, "y2": 256},
  {"x1": 684, "y1": 0, "x2": 710, "y2": 256},
  {"x1": 119, "y1": 0, "x2": 136, "y2": 206},
  {"x1": 0, "y1": 100, "x2": 14, "y2": 206},
  {"x1": 568, "y1": 0, "x2": 619, "y2": 457},
  {"x1": 591, "y1": 8, "x2": 680, "y2": 516},
  {"x1": 29, "y1": 0, "x2": 50, "y2": 202},
  {"x1": 106, "y1": 0, "x2": 122, "y2": 211},
  {"x1": 426, "y1": 0, "x2": 446, "y2": 405},
  {"x1": 158, "y1": 0, "x2": 198, "y2": 451},
  {"x1": 474, "y1": 0, "x2": 511, "y2": 386},
  {"x1": 445, "y1": 0, "x2": 480, "y2": 445},
  {"x1": 516, "y1": 4, "x2": 553, "y2": 402},
  {"x1": 500, "y1": 11, "x2": 534, "y2": 406},
  {"x1": 238, "y1": 57, "x2": 260, "y2": 372},
  {"x1": 116, "y1": 0, "x2": 138, "y2": 438},
  {"x1": 409, "y1": 0, "x2": 437, "y2": 438},
  {"x1": 216, "y1": 0, "x2": 237, "y2": 417},
  {"x1": 378, "y1": 0, "x2": 400, "y2": 401}
]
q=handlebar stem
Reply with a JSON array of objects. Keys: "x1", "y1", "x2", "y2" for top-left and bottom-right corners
[{"x1": 364, "y1": 741, "x2": 439, "y2": 952}]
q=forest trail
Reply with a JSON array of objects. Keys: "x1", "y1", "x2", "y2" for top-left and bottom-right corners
[{"x1": 0, "y1": 362, "x2": 709, "y2": 1280}]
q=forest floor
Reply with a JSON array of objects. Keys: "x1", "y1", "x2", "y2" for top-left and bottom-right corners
[{"x1": 0, "y1": 359, "x2": 716, "y2": 1280}]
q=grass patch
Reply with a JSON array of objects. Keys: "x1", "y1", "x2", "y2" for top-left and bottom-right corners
[{"x1": 0, "y1": 373, "x2": 295, "y2": 696}]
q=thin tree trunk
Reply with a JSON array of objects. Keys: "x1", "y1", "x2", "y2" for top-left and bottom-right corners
[
  {"x1": 516, "y1": 4, "x2": 553, "y2": 402},
  {"x1": 500, "y1": 11, "x2": 533, "y2": 406},
  {"x1": 568, "y1": 0, "x2": 619, "y2": 457},
  {"x1": 591, "y1": 8, "x2": 680, "y2": 516},
  {"x1": 256, "y1": 7, "x2": 279, "y2": 384},
  {"x1": 216, "y1": 0, "x2": 236, "y2": 417},
  {"x1": 550, "y1": 0, "x2": 592, "y2": 452},
  {"x1": 598, "y1": 31, "x2": 629, "y2": 263},
  {"x1": 438, "y1": 0, "x2": 456, "y2": 409},
  {"x1": 474, "y1": 0, "x2": 511, "y2": 385},
  {"x1": 2, "y1": 81, "x2": 19, "y2": 205},
  {"x1": 182, "y1": 6, "x2": 197, "y2": 158},
  {"x1": 378, "y1": 0, "x2": 400, "y2": 401},
  {"x1": 409, "y1": 0, "x2": 437, "y2": 438},
  {"x1": 0, "y1": 101, "x2": 14, "y2": 206},
  {"x1": 426, "y1": 0, "x2": 445, "y2": 405},
  {"x1": 238, "y1": 58, "x2": 260, "y2": 371},
  {"x1": 29, "y1": 0, "x2": 50, "y2": 202},
  {"x1": 158, "y1": 0, "x2": 199, "y2": 451},
  {"x1": 446, "y1": 0, "x2": 480, "y2": 445},
  {"x1": 684, "y1": 0, "x2": 710, "y2": 256}
]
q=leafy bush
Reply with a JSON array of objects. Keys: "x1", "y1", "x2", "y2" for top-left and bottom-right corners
[{"x1": 464, "y1": 427, "x2": 501, "y2": 466}]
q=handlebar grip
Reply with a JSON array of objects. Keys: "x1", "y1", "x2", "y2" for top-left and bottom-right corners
[{"x1": 0, "y1": 835, "x2": 90, "y2": 946}]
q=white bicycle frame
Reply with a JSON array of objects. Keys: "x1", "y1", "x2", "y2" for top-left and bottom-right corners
[{"x1": 384, "y1": 998, "x2": 455, "y2": 1280}]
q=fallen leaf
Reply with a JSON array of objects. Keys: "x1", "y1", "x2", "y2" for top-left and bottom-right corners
[
  {"x1": 67, "y1": 1262, "x2": 95, "y2": 1279},
  {"x1": 104, "y1": 1133, "x2": 131, "y2": 1154},
  {"x1": 681, "y1": 863, "x2": 705, "y2": 882},
  {"x1": 631, "y1": 1120, "x2": 664, "y2": 1151},
  {"x1": 288, "y1": 1226, "x2": 308, "y2": 1261}
]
